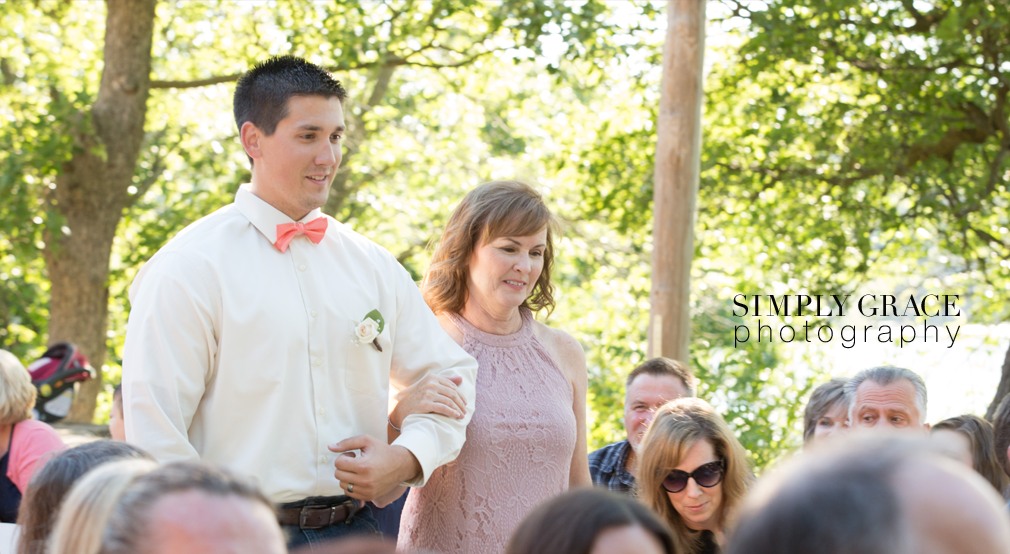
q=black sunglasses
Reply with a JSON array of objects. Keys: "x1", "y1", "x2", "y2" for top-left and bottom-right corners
[{"x1": 662, "y1": 460, "x2": 725, "y2": 493}]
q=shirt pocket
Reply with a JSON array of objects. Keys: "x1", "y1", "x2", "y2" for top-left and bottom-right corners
[{"x1": 344, "y1": 326, "x2": 389, "y2": 397}]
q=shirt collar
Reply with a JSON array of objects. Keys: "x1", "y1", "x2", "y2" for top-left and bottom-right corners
[
  {"x1": 599, "y1": 440, "x2": 633, "y2": 474},
  {"x1": 234, "y1": 184, "x2": 325, "y2": 245}
]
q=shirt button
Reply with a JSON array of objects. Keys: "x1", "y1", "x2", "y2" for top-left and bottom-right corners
[
  {"x1": 318, "y1": 408, "x2": 325, "y2": 415},
  {"x1": 311, "y1": 310, "x2": 318, "y2": 318},
  {"x1": 320, "y1": 456, "x2": 327, "y2": 464},
  {"x1": 313, "y1": 359, "x2": 322, "y2": 367},
  {"x1": 299, "y1": 264, "x2": 307, "y2": 271}
]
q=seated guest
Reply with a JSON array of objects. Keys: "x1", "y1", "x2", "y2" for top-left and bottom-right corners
[
  {"x1": 991, "y1": 394, "x2": 1010, "y2": 502},
  {"x1": 109, "y1": 385, "x2": 125, "y2": 441},
  {"x1": 48, "y1": 458, "x2": 158, "y2": 554},
  {"x1": 97, "y1": 461, "x2": 286, "y2": 554},
  {"x1": 932, "y1": 414, "x2": 1010, "y2": 495},
  {"x1": 801, "y1": 377, "x2": 848, "y2": 446},
  {"x1": 505, "y1": 488, "x2": 676, "y2": 554},
  {"x1": 725, "y1": 434, "x2": 1010, "y2": 554},
  {"x1": 590, "y1": 357, "x2": 694, "y2": 493},
  {"x1": 0, "y1": 350, "x2": 64, "y2": 523},
  {"x1": 638, "y1": 398, "x2": 750, "y2": 554},
  {"x1": 844, "y1": 366, "x2": 929, "y2": 432},
  {"x1": 16, "y1": 441, "x2": 153, "y2": 554}
]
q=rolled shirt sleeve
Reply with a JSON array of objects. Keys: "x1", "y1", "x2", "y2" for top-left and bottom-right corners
[{"x1": 388, "y1": 264, "x2": 478, "y2": 486}]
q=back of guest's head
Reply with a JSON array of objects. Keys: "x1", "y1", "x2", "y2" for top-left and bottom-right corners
[
  {"x1": 291, "y1": 537, "x2": 396, "y2": 554},
  {"x1": 422, "y1": 180, "x2": 560, "y2": 316},
  {"x1": 802, "y1": 377, "x2": 849, "y2": 444},
  {"x1": 845, "y1": 365, "x2": 927, "y2": 425},
  {"x1": 627, "y1": 357, "x2": 695, "y2": 397},
  {"x1": 726, "y1": 434, "x2": 1010, "y2": 554},
  {"x1": 991, "y1": 394, "x2": 1010, "y2": 481},
  {"x1": 505, "y1": 488, "x2": 676, "y2": 554},
  {"x1": 100, "y1": 461, "x2": 283, "y2": 554},
  {"x1": 234, "y1": 56, "x2": 347, "y2": 137},
  {"x1": 16, "y1": 441, "x2": 154, "y2": 554},
  {"x1": 0, "y1": 349, "x2": 36, "y2": 425},
  {"x1": 932, "y1": 414, "x2": 1009, "y2": 495},
  {"x1": 109, "y1": 384, "x2": 126, "y2": 441},
  {"x1": 48, "y1": 458, "x2": 158, "y2": 554},
  {"x1": 638, "y1": 398, "x2": 750, "y2": 553}
]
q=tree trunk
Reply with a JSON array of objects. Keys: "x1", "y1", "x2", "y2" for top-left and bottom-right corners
[
  {"x1": 648, "y1": 0, "x2": 706, "y2": 362},
  {"x1": 46, "y1": 0, "x2": 157, "y2": 422},
  {"x1": 324, "y1": 60, "x2": 397, "y2": 216},
  {"x1": 986, "y1": 342, "x2": 1010, "y2": 421}
]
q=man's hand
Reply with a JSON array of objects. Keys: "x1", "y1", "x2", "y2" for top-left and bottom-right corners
[
  {"x1": 390, "y1": 374, "x2": 466, "y2": 429},
  {"x1": 328, "y1": 435, "x2": 422, "y2": 501}
]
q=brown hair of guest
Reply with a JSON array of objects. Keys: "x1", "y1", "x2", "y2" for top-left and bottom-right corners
[
  {"x1": 505, "y1": 488, "x2": 677, "y2": 554},
  {"x1": 933, "y1": 414, "x2": 1010, "y2": 496},
  {"x1": 802, "y1": 377, "x2": 848, "y2": 444},
  {"x1": 638, "y1": 398, "x2": 751, "y2": 554},
  {"x1": 627, "y1": 357, "x2": 696, "y2": 396},
  {"x1": 422, "y1": 180, "x2": 560, "y2": 316},
  {"x1": 16, "y1": 441, "x2": 154, "y2": 554},
  {"x1": 992, "y1": 394, "x2": 1010, "y2": 482}
]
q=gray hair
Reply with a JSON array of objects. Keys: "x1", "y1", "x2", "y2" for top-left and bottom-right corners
[
  {"x1": 845, "y1": 366, "x2": 927, "y2": 425},
  {"x1": 99, "y1": 462, "x2": 275, "y2": 554}
]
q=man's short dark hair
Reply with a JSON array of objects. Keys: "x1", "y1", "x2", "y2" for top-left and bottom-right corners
[
  {"x1": 625, "y1": 357, "x2": 695, "y2": 397},
  {"x1": 233, "y1": 55, "x2": 347, "y2": 158},
  {"x1": 991, "y1": 394, "x2": 1010, "y2": 479}
]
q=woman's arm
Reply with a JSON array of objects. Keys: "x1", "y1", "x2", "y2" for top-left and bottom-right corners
[
  {"x1": 386, "y1": 313, "x2": 467, "y2": 444},
  {"x1": 537, "y1": 323, "x2": 592, "y2": 488}
]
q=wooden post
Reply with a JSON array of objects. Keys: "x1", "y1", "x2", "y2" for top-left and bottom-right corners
[{"x1": 648, "y1": 0, "x2": 706, "y2": 363}]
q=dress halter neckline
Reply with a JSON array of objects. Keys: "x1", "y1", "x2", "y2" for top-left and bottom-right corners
[{"x1": 447, "y1": 308, "x2": 534, "y2": 347}]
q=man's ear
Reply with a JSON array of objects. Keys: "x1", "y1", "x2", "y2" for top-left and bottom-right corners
[
  {"x1": 1005, "y1": 444, "x2": 1010, "y2": 464},
  {"x1": 240, "y1": 121, "x2": 264, "y2": 161}
]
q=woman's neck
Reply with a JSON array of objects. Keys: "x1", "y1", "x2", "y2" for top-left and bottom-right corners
[
  {"x1": 0, "y1": 423, "x2": 12, "y2": 456},
  {"x1": 460, "y1": 297, "x2": 523, "y2": 335}
]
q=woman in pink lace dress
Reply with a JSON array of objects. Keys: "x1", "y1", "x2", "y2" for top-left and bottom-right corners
[{"x1": 395, "y1": 180, "x2": 591, "y2": 554}]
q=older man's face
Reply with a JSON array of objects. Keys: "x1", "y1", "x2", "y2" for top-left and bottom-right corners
[
  {"x1": 851, "y1": 379, "x2": 928, "y2": 432},
  {"x1": 625, "y1": 373, "x2": 689, "y2": 451}
]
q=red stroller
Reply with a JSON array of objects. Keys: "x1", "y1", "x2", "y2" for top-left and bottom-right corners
[{"x1": 26, "y1": 342, "x2": 95, "y2": 422}]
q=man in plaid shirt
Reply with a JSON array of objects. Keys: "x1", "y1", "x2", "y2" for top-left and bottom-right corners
[{"x1": 588, "y1": 358, "x2": 694, "y2": 493}]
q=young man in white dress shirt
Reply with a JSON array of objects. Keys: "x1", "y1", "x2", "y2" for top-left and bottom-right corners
[{"x1": 121, "y1": 56, "x2": 478, "y2": 549}]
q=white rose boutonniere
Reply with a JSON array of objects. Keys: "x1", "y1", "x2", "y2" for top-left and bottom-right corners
[{"x1": 352, "y1": 309, "x2": 385, "y2": 352}]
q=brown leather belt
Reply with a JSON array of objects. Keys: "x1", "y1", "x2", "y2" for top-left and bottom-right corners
[{"x1": 276, "y1": 496, "x2": 362, "y2": 530}]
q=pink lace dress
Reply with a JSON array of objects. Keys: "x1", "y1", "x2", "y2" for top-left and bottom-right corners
[{"x1": 398, "y1": 309, "x2": 576, "y2": 554}]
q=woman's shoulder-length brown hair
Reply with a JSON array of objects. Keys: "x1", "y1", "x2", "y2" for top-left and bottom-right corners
[
  {"x1": 637, "y1": 397, "x2": 752, "y2": 554},
  {"x1": 932, "y1": 414, "x2": 1010, "y2": 496},
  {"x1": 422, "y1": 180, "x2": 560, "y2": 316}
]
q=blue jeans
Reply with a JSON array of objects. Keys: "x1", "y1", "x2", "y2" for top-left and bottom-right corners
[{"x1": 282, "y1": 507, "x2": 382, "y2": 551}]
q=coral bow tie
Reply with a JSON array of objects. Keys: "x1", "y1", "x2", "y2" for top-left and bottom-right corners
[{"x1": 274, "y1": 218, "x2": 328, "y2": 253}]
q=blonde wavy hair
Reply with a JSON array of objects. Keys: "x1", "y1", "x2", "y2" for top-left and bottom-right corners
[
  {"x1": 0, "y1": 350, "x2": 37, "y2": 425},
  {"x1": 422, "y1": 181, "x2": 560, "y2": 316},
  {"x1": 637, "y1": 398, "x2": 751, "y2": 554}
]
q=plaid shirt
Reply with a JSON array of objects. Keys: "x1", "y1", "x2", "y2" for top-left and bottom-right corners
[{"x1": 588, "y1": 439, "x2": 636, "y2": 494}]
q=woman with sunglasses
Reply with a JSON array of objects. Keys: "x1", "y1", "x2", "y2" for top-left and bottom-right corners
[{"x1": 638, "y1": 398, "x2": 751, "y2": 554}]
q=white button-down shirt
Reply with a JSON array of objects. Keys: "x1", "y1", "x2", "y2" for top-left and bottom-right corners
[{"x1": 122, "y1": 186, "x2": 477, "y2": 503}]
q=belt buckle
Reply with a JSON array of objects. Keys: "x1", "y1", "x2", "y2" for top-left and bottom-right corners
[{"x1": 298, "y1": 503, "x2": 331, "y2": 530}]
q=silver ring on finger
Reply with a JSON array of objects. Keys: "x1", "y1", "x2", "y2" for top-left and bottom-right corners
[{"x1": 347, "y1": 482, "x2": 354, "y2": 493}]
